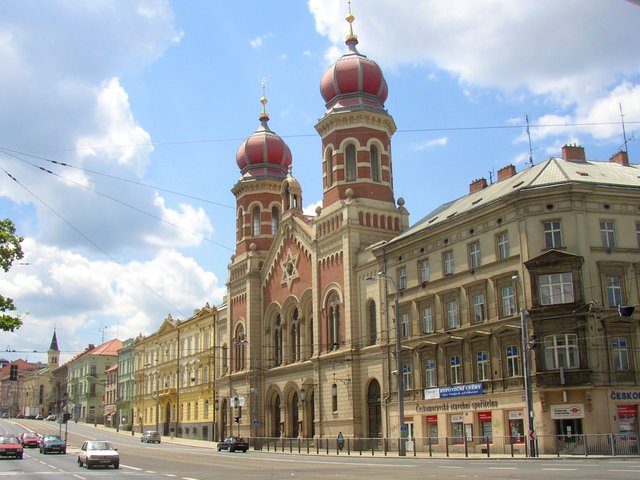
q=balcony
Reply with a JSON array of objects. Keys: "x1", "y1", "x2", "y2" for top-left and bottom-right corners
[{"x1": 535, "y1": 369, "x2": 593, "y2": 388}]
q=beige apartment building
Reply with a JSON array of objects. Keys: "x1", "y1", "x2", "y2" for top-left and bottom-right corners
[
  {"x1": 133, "y1": 303, "x2": 221, "y2": 441},
  {"x1": 365, "y1": 145, "x2": 640, "y2": 454}
]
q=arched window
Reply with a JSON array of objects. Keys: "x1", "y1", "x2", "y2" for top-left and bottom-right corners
[
  {"x1": 290, "y1": 308, "x2": 300, "y2": 362},
  {"x1": 234, "y1": 325, "x2": 245, "y2": 371},
  {"x1": 271, "y1": 206, "x2": 279, "y2": 236},
  {"x1": 237, "y1": 208, "x2": 243, "y2": 241},
  {"x1": 346, "y1": 144, "x2": 357, "y2": 182},
  {"x1": 274, "y1": 315, "x2": 282, "y2": 366},
  {"x1": 307, "y1": 305, "x2": 314, "y2": 358},
  {"x1": 368, "y1": 300, "x2": 377, "y2": 345},
  {"x1": 327, "y1": 293, "x2": 341, "y2": 351},
  {"x1": 252, "y1": 206, "x2": 261, "y2": 237},
  {"x1": 326, "y1": 148, "x2": 333, "y2": 187},
  {"x1": 370, "y1": 145, "x2": 380, "y2": 182}
]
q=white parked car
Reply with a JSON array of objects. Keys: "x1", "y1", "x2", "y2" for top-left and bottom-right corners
[{"x1": 77, "y1": 440, "x2": 119, "y2": 469}]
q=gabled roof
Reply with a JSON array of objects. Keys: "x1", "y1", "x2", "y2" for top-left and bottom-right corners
[
  {"x1": 393, "y1": 156, "x2": 639, "y2": 243},
  {"x1": 88, "y1": 338, "x2": 122, "y2": 357}
]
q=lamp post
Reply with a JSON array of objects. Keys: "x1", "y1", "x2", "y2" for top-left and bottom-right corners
[
  {"x1": 366, "y1": 271, "x2": 406, "y2": 456},
  {"x1": 513, "y1": 275, "x2": 536, "y2": 457}
]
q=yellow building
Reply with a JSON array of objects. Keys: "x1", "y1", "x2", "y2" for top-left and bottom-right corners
[{"x1": 133, "y1": 303, "x2": 220, "y2": 440}]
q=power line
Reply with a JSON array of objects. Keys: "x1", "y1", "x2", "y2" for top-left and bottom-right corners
[
  {"x1": 0, "y1": 166, "x2": 192, "y2": 320},
  {"x1": 0, "y1": 148, "x2": 234, "y2": 253},
  {"x1": 0, "y1": 146, "x2": 235, "y2": 211}
]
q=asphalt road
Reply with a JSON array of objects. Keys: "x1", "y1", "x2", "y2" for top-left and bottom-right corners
[{"x1": 2, "y1": 419, "x2": 640, "y2": 480}]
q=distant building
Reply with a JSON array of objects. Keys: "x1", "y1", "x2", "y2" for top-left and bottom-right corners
[
  {"x1": 0, "y1": 332, "x2": 58, "y2": 418},
  {"x1": 133, "y1": 305, "x2": 219, "y2": 440},
  {"x1": 117, "y1": 338, "x2": 135, "y2": 431},
  {"x1": 0, "y1": 358, "x2": 40, "y2": 417},
  {"x1": 67, "y1": 339, "x2": 122, "y2": 424}
]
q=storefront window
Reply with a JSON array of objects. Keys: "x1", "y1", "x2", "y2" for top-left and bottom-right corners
[
  {"x1": 478, "y1": 411, "x2": 493, "y2": 442},
  {"x1": 427, "y1": 415, "x2": 438, "y2": 444},
  {"x1": 508, "y1": 411, "x2": 524, "y2": 444},
  {"x1": 618, "y1": 405, "x2": 638, "y2": 437},
  {"x1": 451, "y1": 414, "x2": 464, "y2": 444}
]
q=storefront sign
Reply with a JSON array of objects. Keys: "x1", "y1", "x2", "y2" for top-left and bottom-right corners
[
  {"x1": 416, "y1": 398, "x2": 498, "y2": 414},
  {"x1": 610, "y1": 390, "x2": 640, "y2": 401},
  {"x1": 508, "y1": 410, "x2": 523, "y2": 420},
  {"x1": 478, "y1": 411, "x2": 492, "y2": 422},
  {"x1": 550, "y1": 404, "x2": 584, "y2": 419},
  {"x1": 424, "y1": 383, "x2": 483, "y2": 400}
]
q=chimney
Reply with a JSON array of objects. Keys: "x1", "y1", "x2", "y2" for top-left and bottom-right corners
[
  {"x1": 469, "y1": 178, "x2": 487, "y2": 194},
  {"x1": 562, "y1": 144, "x2": 586, "y2": 162},
  {"x1": 609, "y1": 150, "x2": 629, "y2": 167},
  {"x1": 497, "y1": 165, "x2": 516, "y2": 182}
]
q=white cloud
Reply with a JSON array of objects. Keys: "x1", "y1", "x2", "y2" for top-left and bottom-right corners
[
  {"x1": 0, "y1": 238, "x2": 223, "y2": 363},
  {"x1": 412, "y1": 137, "x2": 448, "y2": 151},
  {"x1": 303, "y1": 200, "x2": 322, "y2": 217},
  {"x1": 309, "y1": 0, "x2": 640, "y2": 145},
  {"x1": 249, "y1": 33, "x2": 273, "y2": 48}
]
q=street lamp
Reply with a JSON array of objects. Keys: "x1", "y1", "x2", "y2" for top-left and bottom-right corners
[
  {"x1": 513, "y1": 275, "x2": 536, "y2": 457},
  {"x1": 366, "y1": 271, "x2": 406, "y2": 456}
]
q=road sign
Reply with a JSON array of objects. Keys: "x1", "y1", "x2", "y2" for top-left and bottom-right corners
[
  {"x1": 253, "y1": 419, "x2": 259, "y2": 427},
  {"x1": 528, "y1": 430, "x2": 535, "y2": 441}
]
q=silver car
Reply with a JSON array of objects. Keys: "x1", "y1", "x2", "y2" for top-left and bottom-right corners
[
  {"x1": 77, "y1": 440, "x2": 119, "y2": 469},
  {"x1": 141, "y1": 431, "x2": 161, "y2": 444}
]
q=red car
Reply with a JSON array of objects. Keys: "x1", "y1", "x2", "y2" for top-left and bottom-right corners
[
  {"x1": 21, "y1": 432, "x2": 40, "y2": 448},
  {"x1": 0, "y1": 435, "x2": 23, "y2": 459}
]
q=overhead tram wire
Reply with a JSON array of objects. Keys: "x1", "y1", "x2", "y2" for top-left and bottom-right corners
[
  {"x1": 0, "y1": 165, "x2": 192, "y2": 319},
  {"x1": 0, "y1": 146, "x2": 235, "y2": 211},
  {"x1": 0, "y1": 148, "x2": 234, "y2": 253},
  {"x1": 2, "y1": 118, "x2": 637, "y2": 163}
]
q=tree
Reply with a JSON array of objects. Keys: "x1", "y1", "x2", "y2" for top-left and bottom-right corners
[{"x1": 0, "y1": 219, "x2": 24, "y2": 331}]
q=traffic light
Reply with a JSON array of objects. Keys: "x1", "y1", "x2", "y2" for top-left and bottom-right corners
[
  {"x1": 62, "y1": 412, "x2": 71, "y2": 423},
  {"x1": 234, "y1": 416, "x2": 240, "y2": 424}
]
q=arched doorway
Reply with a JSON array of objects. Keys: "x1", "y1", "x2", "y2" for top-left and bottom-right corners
[
  {"x1": 291, "y1": 392, "x2": 299, "y2": 438},
  {"x1": 164, "y1": 403, "x2": 171, "y2": 436},
  {"x1": 273, "y1": 395, "x2": 281, "y2": 438},
  {"x1": 221, "y1": 399, "x2": 228, "y2": 440},
  {"x1": 367, "y1": 380, "x2": 382, "y2": 438}
]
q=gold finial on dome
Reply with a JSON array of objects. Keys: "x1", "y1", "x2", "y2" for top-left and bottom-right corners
[
  {"x1": 259, "y1": 76, "x2": 269, "y2": 121},
  {"x1": 345, "y1": 0, "x2": 358, "y2": 43}
]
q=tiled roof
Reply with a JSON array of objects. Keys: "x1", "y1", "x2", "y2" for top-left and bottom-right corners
[
  {"x1": 89, "y1": 339, "x2": 123, "y2": 357},
  {"x1": 394, "y1": 156, "x2": 639, "y2": 242}
]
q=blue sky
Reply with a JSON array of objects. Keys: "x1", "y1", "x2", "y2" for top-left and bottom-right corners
[{"x1": 1, "y1": 0, "x2": 639, "y2": 363}]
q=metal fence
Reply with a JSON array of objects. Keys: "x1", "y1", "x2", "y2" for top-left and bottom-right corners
[{"x1": 248, "y1": 434, "x2": 639, "y2": 457}]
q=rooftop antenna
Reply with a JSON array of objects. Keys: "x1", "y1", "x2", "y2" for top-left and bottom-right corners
[
  {"x1": 525, "y1": 114, "x2": 534, "y2": 167},
  {"x1": 620, "y1": 102, "x2": 629, "y2": 152},
  {"x1": 99, "y1": 325, "x2": 107, "y2": 343}
]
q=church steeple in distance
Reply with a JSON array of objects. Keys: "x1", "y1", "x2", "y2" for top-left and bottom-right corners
[{"x1": 48, "y1": 329, "x2": 59, "y2": 367}]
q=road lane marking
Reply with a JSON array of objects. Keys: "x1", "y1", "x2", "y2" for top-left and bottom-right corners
[
  {"x1": 542, "y1": 468, "x2": 577, "y2": 471},
  {"x1": 256, "y1": 456, "x2": 416, "y2": 467}
]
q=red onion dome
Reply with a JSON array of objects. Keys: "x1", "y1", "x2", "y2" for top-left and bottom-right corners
[
  {"x1": 320, "y1": 36, "x2": 388, "y2": 112},
  {"x1": 236, "y1": 110, "x2": 292, "y2": 178}
]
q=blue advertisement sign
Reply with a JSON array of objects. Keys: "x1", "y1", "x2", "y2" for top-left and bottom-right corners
[{"x1": 438, "y1": 383, "x2": 483, "y2": 399}]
